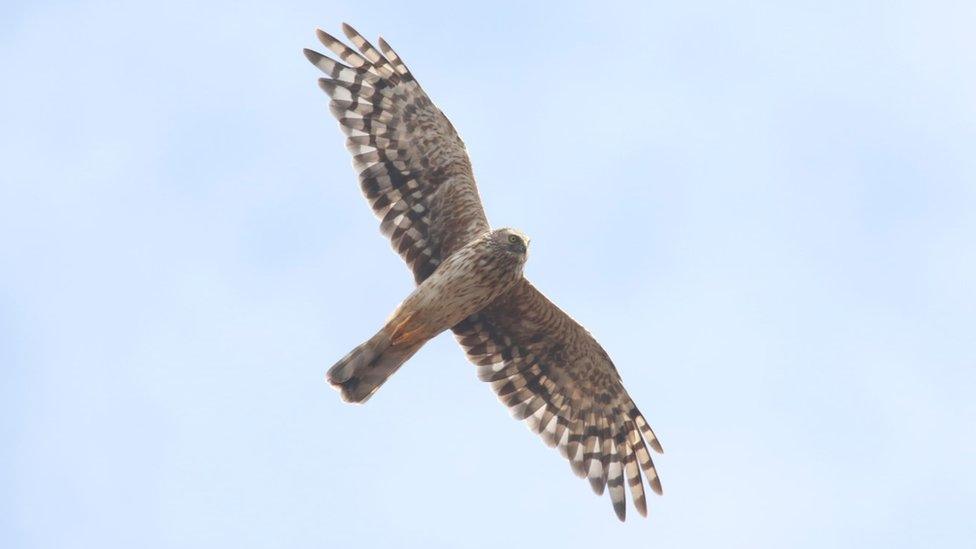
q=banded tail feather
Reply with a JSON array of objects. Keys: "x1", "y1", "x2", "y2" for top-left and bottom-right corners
[
  {"x1": 327, "y1": 327, "x2": 423, "y2": 403},
  {"x1": 307, "y1": 23, "x2": 664, "y2": 522}
]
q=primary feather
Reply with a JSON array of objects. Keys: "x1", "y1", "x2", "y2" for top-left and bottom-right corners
[{"x1": 306, "y1": 23, "x2": 663, "y2": 521}]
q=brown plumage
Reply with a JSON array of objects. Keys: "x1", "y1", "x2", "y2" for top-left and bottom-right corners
[
  {"x1": 305, "y1": 23, "x2": 663, "y2": 521},
  {"x1": 328, "y1": 229, "x2": 528, "y2": 402}
]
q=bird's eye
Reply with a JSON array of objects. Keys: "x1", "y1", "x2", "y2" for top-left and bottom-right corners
[{"x1": 508, "y1": 235, "x2": 520, "y2": 244}]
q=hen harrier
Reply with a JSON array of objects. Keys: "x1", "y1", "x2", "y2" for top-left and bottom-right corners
[{"x1": 304, "y1": 24, "x2": 663, "y2": 521}]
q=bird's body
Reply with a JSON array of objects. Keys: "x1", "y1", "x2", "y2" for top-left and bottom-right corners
[
  {"x1": 391, "y1": 228, "x2": 528, "y2": 341},
  {"x1": 329, "y1": 229, "x2": 528, "y2": 402},
  {"x1": 305, "y1": 23, "x2": 664, "y2": 521}
]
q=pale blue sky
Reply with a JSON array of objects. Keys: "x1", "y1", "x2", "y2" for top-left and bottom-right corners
[{"x1": 2, "y1": 1, "x2": 974, "y2": 547}]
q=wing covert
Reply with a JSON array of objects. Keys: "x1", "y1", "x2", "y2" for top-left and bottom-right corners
[
  {"x1": 452, "y1": 279, "x2": 663, "y2": 521},
  {"x1": 305, "y1": 24, "x2": 490, "y2": 283}
]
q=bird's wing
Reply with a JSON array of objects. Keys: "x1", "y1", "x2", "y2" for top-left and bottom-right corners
[
  {"x1": 305, "y1": 24, "x2": 490, "y2": 283},
  {"x1": 452, "y1": 279, "x2": 663, "y2": 521}
]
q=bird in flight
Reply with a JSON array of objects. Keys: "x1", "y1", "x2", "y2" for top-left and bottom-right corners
[{"x1": 304, "y1": 23, "x2": 663, "y2": 521}]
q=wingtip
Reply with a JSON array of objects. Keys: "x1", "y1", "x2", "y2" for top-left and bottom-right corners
[
  {"x1": 303, "y1": 48, "x2": 320, "y2": 63},
  {"x1": 316, "y1": 28, "x2": 338, "y2": 46},
  {"x1": 650, "y1": 477, "x2": 663, "y2": 496},
  {"x1": 613, "y1": 501, "x2": 626, "y2": 522},
  {"x1": 635, "y1": 495, "x2": 648, "y2": 518},
  {"x1": 651, "y1": 439, "x2": 664, "y2": 454}
]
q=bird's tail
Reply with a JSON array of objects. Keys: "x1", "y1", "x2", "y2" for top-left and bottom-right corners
[{"x1": 327, "y1": 324, "x2": 425, "y2": 403}]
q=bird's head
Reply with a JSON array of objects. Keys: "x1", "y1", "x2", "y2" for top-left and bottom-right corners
[{"x1": 491, "y1": 228, "x2": 530, "y2": 260}]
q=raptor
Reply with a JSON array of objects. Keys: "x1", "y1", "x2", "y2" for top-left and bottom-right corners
[{"x1": 304, "y1": 24, "x2": 663, "y2": 521}]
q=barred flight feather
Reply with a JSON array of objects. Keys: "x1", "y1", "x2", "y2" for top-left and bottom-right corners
[
  {"x1": 305, "y1": 24, "x2": 489, "y2": 283},
  {"x1": 307, "y1": 23, "x2": 663, "y2": 522},
  {"x1": 452, "y1": 280, "x2": 663, "y2": 520}
]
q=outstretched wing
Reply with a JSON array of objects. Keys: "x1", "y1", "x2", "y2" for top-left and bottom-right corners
[
  {"x1": 304, "y1": 24, "x2": 490, "y2": 283},
  {"x1": 453, "y1": 280, "x2": 663, "y2": 521}
]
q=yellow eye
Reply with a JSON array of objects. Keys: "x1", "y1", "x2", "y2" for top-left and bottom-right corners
[{"x1": 508, "y1": 235, "x2": 520, "y2": 244}]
